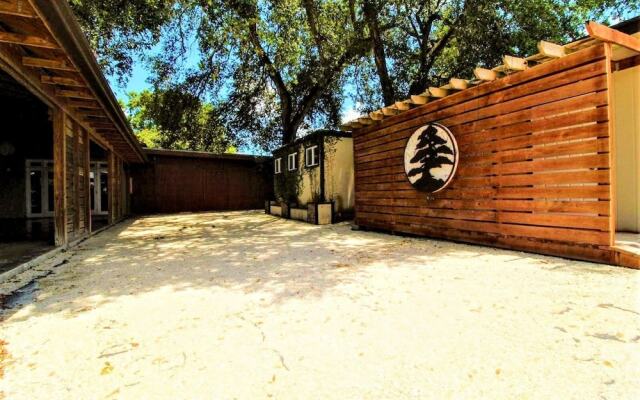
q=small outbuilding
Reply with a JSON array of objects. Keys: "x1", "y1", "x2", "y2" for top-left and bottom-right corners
[
  {"x1": 343, "y1": 19, "x2": 640, "y2": 268},
  {"x1": 267, "y1": 130, "x2": 354, "y2": 224}
]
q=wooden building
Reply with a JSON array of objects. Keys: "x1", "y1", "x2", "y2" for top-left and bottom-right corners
[
  {"x1": 268, "y1": 130, "x2": 354, "y2": 224},
  {"x1": 131, "y1": 149, "x2": 273, "y2": 214},
  {"x1": 343, "y1": 20, "x2": 640, "y2": 268},
  {"x1": 0, "y1": 1, "x2": 145, "y2": 274}
]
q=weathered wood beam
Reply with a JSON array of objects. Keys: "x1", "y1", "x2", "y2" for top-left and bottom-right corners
[
  {"x1": 41, "y1": 75, "x2": 85, "y2": 87},
  {"x1": 502, "y1": 55, "x2": 528, "y2": 71},
  {"x1": 428, "y1": 87, "x2": 449, "y2": 98},
  {"x1": 67, "y1": 99, "x2": 101, "y2": 109},
  {"x1": 449, "y1": 78, "x2": 469, "y2": 90},
  {"x1": 0, "y1": 31, "x2": 58, "y2": 49},
  {"x1": 474, "y1": 67, "x2": 498, "y2": 81},
  {"x1": 90, "y1": 122, "x2": 115, "y2": 129},
  {"x1": 410, "y1": 94, "x2": 429, "y2": 105},
  {"x1": 586, "y1": 20, "x2": 640, "y2": 53},
  {"x1": 537, "y1": 40, "x2": 566, "y2": 58},
  {"x1": 23, "y1": 56, "x2": 76, "y2": 71},
  {"x1": 78, "y1": 110, "x2": 107, "y2": 118},
  {"x1": 357, "y1": 117, "x2": 374, "y2": 125},
  {"x1": 56, "y1": 89, "x2": 94, "y2": 100},
  {"x1": 381, "y1": 106, "x2": 399, "y2": 116},
  {"x1": 369, "y1": 110, "x2": 384, "y2": 120},
  {"x1": 0, "y1": 0, "x2": 37, "y2": 18},
  {"x1": 393, "y1": 100, "x2": 411, "y2": 111}
]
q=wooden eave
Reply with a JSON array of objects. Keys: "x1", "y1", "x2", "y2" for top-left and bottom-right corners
[{"x1": 0, "y1": 0, "x2": 145, "y2": 163}]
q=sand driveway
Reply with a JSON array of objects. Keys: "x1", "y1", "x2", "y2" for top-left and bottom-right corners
[{"x1": 1, "y1": 211, "x2": 639, "y2": 399}]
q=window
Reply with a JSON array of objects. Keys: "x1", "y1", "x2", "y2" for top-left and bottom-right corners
[
  {"x1": 287, "y1": 153, "x2": 298, "y2": 171},
  {"x1": 25, "y1": 160, "x2": 54, "y2": 218},
  {"x1": 305, "y1": 145, "x2": 319, "y2": 167},
  {"x1": 274, "y1": 158, "x2": 282, "y2": 174},
  {"x1": 89, "y1": 162, "x2": 109, "y2": 215}
]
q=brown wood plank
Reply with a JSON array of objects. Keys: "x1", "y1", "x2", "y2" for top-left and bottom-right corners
[
  {"x1": 0, "y1": 0, "x2": 37, "y2": 18},
  {"x1": 22, "y1": 56, "x2": 76, "y2": 71},
  {"x1": 356, "y1": 204, "x2": 609, "y2": 231},
  {"x1": 356, "y1": 211, "x2": 610, "y2": 245},
  {"x1": 356, "y1": 198, "x2": 610, "y2": 215},
  {"x1": 0, "y1": 31, "x2": 58, "y2": 49}
]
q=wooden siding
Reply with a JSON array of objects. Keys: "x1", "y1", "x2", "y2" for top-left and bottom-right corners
[
  {"x1": 353, "y1": 44, "x2": 615, "y2": 263},
  {"x1": 131, "y1": 153, "x2": 273, "y2": 214}
]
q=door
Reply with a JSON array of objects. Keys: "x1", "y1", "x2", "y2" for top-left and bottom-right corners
[{"x1": 613, "y1": 64, "x2": 640, "y2": 233}]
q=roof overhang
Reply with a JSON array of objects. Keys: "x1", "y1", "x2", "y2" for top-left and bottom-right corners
[{"x1": 0, "y1": 0, "x2": 146, "y2": 163}]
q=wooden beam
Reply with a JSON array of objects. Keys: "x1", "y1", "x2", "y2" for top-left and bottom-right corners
[
  {"x1": 381, "y1": 106, "x2": 399, "y2": 116},
  {"x1": 537, "y1": 40, "x2": 566, "y2": 58},
  {"x1": 41, "y1": 75, "x2": 85, "y2": 87},
  {"x1": 449, "y1": 78, "x2": 469, "y2": 90},
  {"x1": 90, "y1": 122, "x2": 115, "y2": 129},
  {"x1": 0, "y1": 0, "x2": 37, "y2": 18},
  {"x1": 67, "y1": 100, "x2": 101, "y2": 109},
  {"x1": 0, "y1": 31, "x2": 58, "y2": 49},
  {"x1": 56, "y1": 89, "x2": 94, "y2": 100},
  {"x1": 79, "y1": 110, "x2": 107, "y2": 118},
  {"x1": 502, "y1": 55, "x2": 528, "y2": 71},
  {"x1": 369, "y1": 110, "x2": 384, "y2": 120},
  {"x1": 23, "y1": 56, "x2": 76, "y2": 71},
  {"x1": 586, "y1": 20, "x2": 640, "y2": 53},
  {"x1": 53, "y1": 109, "x2": 67, "y2": 245},
  {"x1": 393, "y1": 100, "x2": 411, "y2": 111},
  {"x1": 474, "y1": 67, "x2": 498, "y2": 81},
  {"x1": 357, "y1": 117, "x2": 374, "y2": 125},
  {"x1": 428, "y1": 87, "x2": 449, "y2": 98},
  {"x1": 410, "y1": 94, "x2": 429, "y2": 105}
]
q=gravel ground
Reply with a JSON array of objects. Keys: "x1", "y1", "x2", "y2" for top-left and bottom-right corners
[{"x1": 1, "y1": 210, "x2": 639, "y2": 399}]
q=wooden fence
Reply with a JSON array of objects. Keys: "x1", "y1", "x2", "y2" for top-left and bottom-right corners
[
  {"x1": 353, "y1": 43, "x2": 616, "y2": 263},
  {"x1": 131, "y1": 150, "x2": 273, "y2": 214}
]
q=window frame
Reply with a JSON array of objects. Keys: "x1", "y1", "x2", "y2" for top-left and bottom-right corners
[
  {"x1": 305, "y1": 145, "x2": 319, "y2": 167},
  {"x1": 287, "y1": 152, "x2": 298, "y2": 171},
  {"x1": 25, "y1": 159, "x2": 54, "y2": 218},
  {"x1": 274, "y1": 157, "x2": 282, "y2": 174}
]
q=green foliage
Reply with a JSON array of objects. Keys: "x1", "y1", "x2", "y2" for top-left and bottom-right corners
[
  {"x1": 122, "y1": 89, "x2": 234, "y2": 152},
  {"x1": 71, "y1": 0, "x2": 640, "y2": 147},
  {"x1": 350, "y1": 0, "x2": 639, "y2": 109}
]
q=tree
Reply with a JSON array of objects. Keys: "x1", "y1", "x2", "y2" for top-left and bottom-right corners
[
  {"x1": 72, "y1": 0, "x2": 373, "y2": 149},
  {"x1": 123, "y1": 89, "x2": 235, "y2": 153},
  {"x1": 407, "y1": 125, "x2": 454, "y2": 192},
  {"x1": 349, "y1": 0, "x2": 639, "y2": 109}
]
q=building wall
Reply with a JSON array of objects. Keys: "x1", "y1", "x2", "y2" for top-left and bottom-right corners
[
  {"x1": 0, "y1": 93, "x2": 52, "y2": 219},
  {"x1": 323, "y1": 136, "x2": 355, "y2": 214},
  {"x1": 613, "y1": 64, "x2": 640, "y2": 232},
  {"x1": 130, "y1": 152, "x2": 273, "y2": 214},
  {"x1": 353, "y1": 44, "x2": 615, "y2": 263}
]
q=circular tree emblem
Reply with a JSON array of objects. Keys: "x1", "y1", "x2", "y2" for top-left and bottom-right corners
[{"x1": 404, "y1": 123, "x2": 458, "y2": 193}]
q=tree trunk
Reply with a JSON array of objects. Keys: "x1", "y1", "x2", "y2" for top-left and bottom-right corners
[{"x1": 363, "y1": 0, "x2": 395, "y2": 106}]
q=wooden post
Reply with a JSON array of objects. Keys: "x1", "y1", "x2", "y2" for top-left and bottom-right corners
[
  {"x1": 53, "y1": 108, "x2": 67, "y2": 246},
  {"x1": 604, "y1": 43, "x2": 617, "y2": 247},
  {"x1": 83, "y1": 129, "x2": 91, "y2": 233},
  {"x1": 107, "y1": 150, "x2": 115, "y2": 224},
  {"x1": 73, "y1": 120, "x2": 80, "y2": 234}
]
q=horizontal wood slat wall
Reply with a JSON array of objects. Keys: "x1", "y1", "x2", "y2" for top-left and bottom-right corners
[{"x1": 353, "y1": 44, "x2": 615, "y2": 262}]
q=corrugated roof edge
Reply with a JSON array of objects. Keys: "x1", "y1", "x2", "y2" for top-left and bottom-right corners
[{"x1": 33, "y1": 0, "x2": 146, "y2": 163}]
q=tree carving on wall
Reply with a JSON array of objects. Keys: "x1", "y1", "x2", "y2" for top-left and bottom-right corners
[{"x1": 406, "y1": 124, "x2": 456, "y2": 192}]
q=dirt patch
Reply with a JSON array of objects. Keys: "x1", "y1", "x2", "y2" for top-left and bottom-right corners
[{"x1": 0, "y1": 211, "x2": 638, "y2": 399}]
